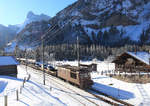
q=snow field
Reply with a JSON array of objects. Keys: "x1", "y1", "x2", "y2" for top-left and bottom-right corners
[
  {"x1": 56, "y1": 61, "x2": 150, "y2": 106},
  {"x1": 0, "y1": 64, "x2": 110, "y2": 106},
  {"x1": 22, "y1": 65, "x2": 109, "y2": 106},
  {"x1": 1, "y1": 60, "x2": 150, "y2": 106}
]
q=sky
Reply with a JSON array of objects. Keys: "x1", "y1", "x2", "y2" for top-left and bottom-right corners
[{"x1": 0, "y1": 0, "x2": 77, "y2": 26}]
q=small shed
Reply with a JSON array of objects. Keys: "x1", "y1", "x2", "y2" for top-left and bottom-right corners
[
  {"x1": 80, "y1": 63, "x2": 97, "y2": 72},
  {"x1": 112, "y1": 52, "x2": 150, "y2": 73},
  {"x1": 0, "y1": 56, "x2": 19, "y2": 77}
]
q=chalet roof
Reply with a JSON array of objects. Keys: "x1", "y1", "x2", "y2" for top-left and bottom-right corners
[
  {"x1": 127, "y1": 52, "x2": 150, "y2": 65},
  {"x1": 0, "y1": 56, "x2": 19, "y2": 66}
]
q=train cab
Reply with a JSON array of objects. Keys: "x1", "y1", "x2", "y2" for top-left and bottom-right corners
[{"x1": 57, "y1": 65, "x2": 93, "y2": 89}]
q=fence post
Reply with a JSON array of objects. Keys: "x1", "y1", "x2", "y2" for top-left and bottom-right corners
[
  {"x1": 139, "y1": 71, "x2": 141, "y2": 78},
  {"x1": 50, "y1": 86, "x2": 52, "y2": 91},
  {"x1": 147, "y1": 71, "x2": 149, "y2": 78},
  {"x1": 101, "y1": 71, "x2": 103, "y2": 75},
  {"x1": 119, "y1": 71, "x2": 120, "y2": 76},
  {"x1": 20, "y1": 86, "x2": 22, "y2": 94},
  {"x1": 118, "y1": 88, "x2": 120, "y2": 97},
  {"x1": 24, "y1": 77, "x2": 26, "y2": 83},
  {"x1": 23, "y1": 81, "x2": 24, "y2": 88},
  {"x1": 114, "y1": 70, "x2": 116, "y2": 76},
  {"x1": 16, "y1": 90, "x2": 19, "y2": 101},
  {"x1": 4, "y1": 95, "x2": 7, "y2": 106},
  {"x1": 27, "y1": 74, "x2": 31, "y2": 81},
  {"x1": 106, "y1": 71, "x2": 107, "y2": 76},
  {"x1": 23, "y1": 77, "x2": 26, "y2": 88}
]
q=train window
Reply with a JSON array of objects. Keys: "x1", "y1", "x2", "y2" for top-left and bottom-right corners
[
  {"x1": 80, "y1": 73, "x2": 89, "y2": 78},
  {"x1": 70, "y1": 72, "x2": 77, "y2": 79},
  {"x1": 84, "y1": 73, "x2": 88, "y2": 77}
]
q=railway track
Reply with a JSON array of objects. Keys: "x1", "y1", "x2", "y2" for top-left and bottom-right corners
[
  {"x1": 24, "y1": 65, "x2": 100, "y2": 106},
  {"x1": 45, "y1": 73, "x2": 100, "y2": 106},
  {"x1": 26, "y1": 70, "x2": 86, "y2": 105},
  {"x1": 22, "y1": 64, "x2": 133, "y2": 106},
  {"x1": 89, "y1": 88, "x2": 133, "y2": 106}
]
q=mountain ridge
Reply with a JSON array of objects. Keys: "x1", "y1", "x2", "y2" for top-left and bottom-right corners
[
  {"x1": 1, "y1": 11, "x2": 50, "y2": 49},
  {"x1": 5, "y1": 0, "x2": 150, "y2": 50}
]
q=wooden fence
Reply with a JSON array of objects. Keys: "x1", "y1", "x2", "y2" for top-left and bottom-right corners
[{"x1": 0, "y1": 74, "x2": 31, "y2": 106}]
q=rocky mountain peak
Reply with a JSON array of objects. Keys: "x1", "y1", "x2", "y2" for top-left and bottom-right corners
[
  {"x1": 26, "y1": 11, "x2": 50, "y2": 21},
  {"x1": 27, "y1": 11, "x2": 35, "y2": 18}
]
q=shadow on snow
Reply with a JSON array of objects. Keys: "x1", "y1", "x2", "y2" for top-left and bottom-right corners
[
  {"x1": 93, "y1": 82, "x2": 135, "y2": 100},
  {"x1": 0, "y1": 81, "x2": 8, "y2": 93}
]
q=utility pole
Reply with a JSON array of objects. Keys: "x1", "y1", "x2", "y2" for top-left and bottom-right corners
[
  {"x1": 42, "y1": 38, "x2": 45, "y2": 85},
  {"x1": 77, "y1": 36, "x2": 80, "y2": 67},
  {"x1": 25, "y1": 48, "x2": 28, "y2": 74}
]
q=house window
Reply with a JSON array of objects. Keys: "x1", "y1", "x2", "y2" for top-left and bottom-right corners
[{"x1": 70, "y1": 72, "x2": 77, "y2": 79}]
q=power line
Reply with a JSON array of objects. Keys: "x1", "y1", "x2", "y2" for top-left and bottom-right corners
[
  {"x1": 31, "y1": 1, "x2": 86, "y2": 45},
  {"x1": 39, "y1": 1, "x2": 79, "y2": 85}
]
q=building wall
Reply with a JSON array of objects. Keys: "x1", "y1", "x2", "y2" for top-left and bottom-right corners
[{"x1": 0, "y1": 65, "x2": 17, "y2": 77}]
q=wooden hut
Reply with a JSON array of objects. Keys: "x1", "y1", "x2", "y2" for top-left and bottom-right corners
[
  {"x1": 0, "y1": 56, "x2": 19, "y2": 77},
  {"x1": 112, "y1": 52, "x2": 150, "y2": 73}
]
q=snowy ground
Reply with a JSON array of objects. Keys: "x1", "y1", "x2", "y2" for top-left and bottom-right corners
[
  {"x1": 0, "y1": 67, "x2": 66, "y2": 106},
  {"x1": 56, "y1": 61, "x2": 150, "y2": 106},
  {"x1": 0, "y1": 65, "x2": 109, "y2": 106},
  {"x1": 1, "y1": 61, "x2": 150, "y2": 106}
]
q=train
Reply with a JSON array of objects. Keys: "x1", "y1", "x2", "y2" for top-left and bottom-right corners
[{"x1": 18, "y1": 58, "x2": 97, "y2": 89}]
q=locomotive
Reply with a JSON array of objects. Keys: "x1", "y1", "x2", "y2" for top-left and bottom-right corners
[{"x1": 57, "y1": 65, "x2": 94, "y2": 89}]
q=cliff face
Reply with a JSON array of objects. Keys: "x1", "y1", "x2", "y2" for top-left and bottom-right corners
[
  {"x1": 17, "y1": 11, "x2": 51, "y2": 33},
  {"x1": 0, "y1": 25, "x2": 18, "y2": 48}
]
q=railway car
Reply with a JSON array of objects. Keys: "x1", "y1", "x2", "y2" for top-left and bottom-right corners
[
  {"x1": 46, "y1": 65, "x2": 57, "y2": 76},
  {"x1": 57, "y1": 65, "x2": 93, "y2": 89},
  {"x1": 18, "y1": 58, "x2": 94, "y2": 89}
]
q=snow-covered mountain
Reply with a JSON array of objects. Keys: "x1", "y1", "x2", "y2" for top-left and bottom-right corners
[
  {"x1": 47, "y1": 0, "x2": 150, "y2": 44},
  {"x1": 15, "y1": 0, "x2": 150, "y2": 47},
  {"x1": 0, "y1": 24, "x2": 18, "y2": 48},
  {"x1": 17, "y1": 11, "x2": 51, "y2": 33},
  {"x1": 1, "y1": 11, "x2": 50, "y2": 50}
]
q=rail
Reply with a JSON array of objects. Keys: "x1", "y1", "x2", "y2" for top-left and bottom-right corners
[
  {"x1": 24, "y1": 65, "x2": 99, "y2": 106},
  {"x1": 25, "y1": 64, "x2": 134, "y2": 106},
  {"x1": 90, "y1": 88, "x2": 133, "y2": 106}
]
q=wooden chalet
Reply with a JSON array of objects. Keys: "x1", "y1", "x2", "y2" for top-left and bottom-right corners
[
  {"x1": 112, "y1": 52, "x2": 150, "y2": 73},
  {"x1": 0, "y1": 56, "x2": 19, "y2": 77}
]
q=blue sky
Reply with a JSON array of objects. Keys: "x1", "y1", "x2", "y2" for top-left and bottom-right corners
[{"x1": 0, "y1": 0, "x2": 77, "y2": 26}]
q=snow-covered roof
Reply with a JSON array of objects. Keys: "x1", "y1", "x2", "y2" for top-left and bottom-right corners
[
  {"x1": 0, "y1": 56, "x2": 19, "y2": 66},
  {"x1": 127, "y1": 52, "x2": 150, "y2": 65}
]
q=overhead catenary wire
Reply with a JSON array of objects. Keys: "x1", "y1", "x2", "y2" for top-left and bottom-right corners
[
  {"x1": 26, "y1": 2, "x2": 83, "y2": 46},
  {"x1": 29, "y1": 16, "x2": 77, "y2": 46},
  {"x1": 21, "y1": 1, "x2": 94, "y2": 47},
  {"x1": 30, "y1": 15, "x2": 79, "y2": 46},
  {"x1": 39, "y1": 1, "x2": 80, "y2": 85}
]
